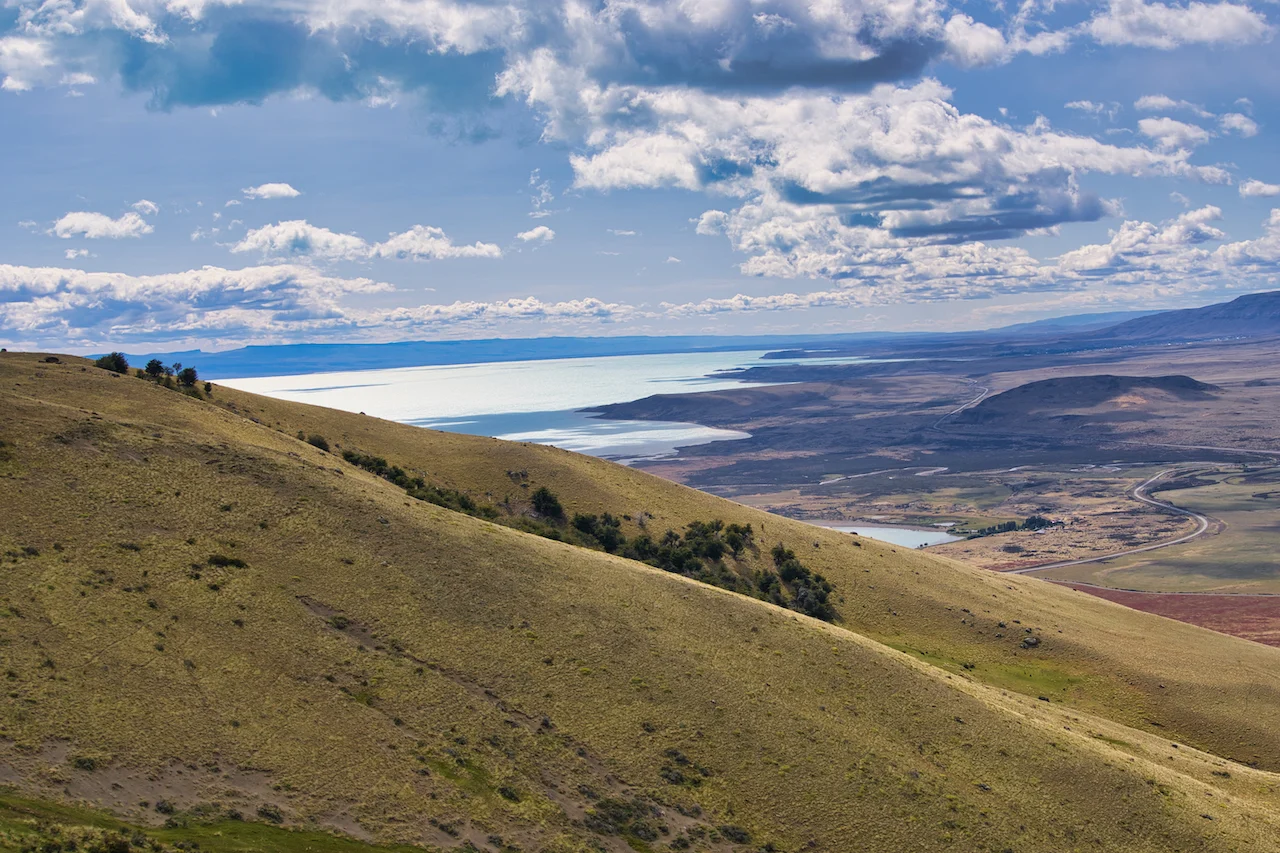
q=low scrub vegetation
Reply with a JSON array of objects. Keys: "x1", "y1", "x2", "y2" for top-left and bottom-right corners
[
  {"x1": 342, "y1": 450, "x2": 499, "y2": 519},
  {"x1": 341, "y1": 448, "x2": 840, "y2": 622}
]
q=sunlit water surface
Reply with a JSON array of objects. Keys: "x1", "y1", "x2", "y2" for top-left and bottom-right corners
[
  {"x1": 824, "y1": 525, "x2": 963, "y2": 548},
  {"x1": 221, "y1": 350, "x2": 884, "y2": 461}
]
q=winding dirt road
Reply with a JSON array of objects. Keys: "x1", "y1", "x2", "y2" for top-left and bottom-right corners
[{"x1": 1008, "y1": 468, "x2": 1215, "y2": 575}]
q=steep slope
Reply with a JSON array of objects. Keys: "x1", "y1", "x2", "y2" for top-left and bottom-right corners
[
  {"x1": 1, "y1": 353, "x2": 1279, "y2": 853},
  {"x1": 210, "y1": 366, "x2": 1280, "y2": 773}
]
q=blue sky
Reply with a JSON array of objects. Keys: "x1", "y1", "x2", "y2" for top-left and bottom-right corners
[{"x1": 1, "y1": 0, "x2": 1278, "y2": 352}]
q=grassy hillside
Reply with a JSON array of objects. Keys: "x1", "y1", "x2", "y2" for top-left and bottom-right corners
[
  {"x1": 1, "y1": 352, "x2": 1279, "y2": 852},
  {"x1": 210, "y1": 367, "x2": 1280, "y2": 772}
]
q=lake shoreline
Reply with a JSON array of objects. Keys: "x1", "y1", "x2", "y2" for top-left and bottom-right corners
[
  {"x1": 219, "y1": 350, "x2": 879, "y2": 462},
  {"x1": 801, "y1": 520, "x2": 964, "y2": 548}
]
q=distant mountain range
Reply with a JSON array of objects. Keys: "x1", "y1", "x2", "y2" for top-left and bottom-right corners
[
  {"x1": 991, "y1": 309, "x2": 1160, "y2": 334},
  {"x1": 114, "y1": 290, "x2": 1280, "y2": 379},
  {"x1": 1093, "y1": 290, "x2": 1280, "y2": 342}
]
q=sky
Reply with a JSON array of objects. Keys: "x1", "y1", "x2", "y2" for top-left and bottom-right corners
[{"x1": 0, "y1": 0, "x2": 1278, "y2": 353}]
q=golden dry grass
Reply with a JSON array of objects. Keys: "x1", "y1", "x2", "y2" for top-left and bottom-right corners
[
  {"x1": 208, "y1": 365, "x2": 1280, "y2": 771},
  {"x1": 1, "y1": 352, "x2": 1280, "y2": 852}
]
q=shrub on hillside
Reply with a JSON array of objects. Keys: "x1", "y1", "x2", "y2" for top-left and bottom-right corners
[
  {"x1": 94, "y1": 352, "x2": 129, "y2": 374},
  {"x1": 531, "y1": 486, "x2": 564, "y2": 520},
  {"x1": 256, "y1": 804, "x2": 284, "y2": 824},
  {"x1": 306, "y1": 434, "x2": 330, "y2": 452},
  {"x1": 573, "y1": 512, "x2": 625, "y2": 552}
]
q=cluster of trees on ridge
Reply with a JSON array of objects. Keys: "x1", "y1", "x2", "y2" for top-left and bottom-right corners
[
  {"x1": 94, "y1": 352, "x2": 212, "y2": 398},
  {"x1": 340, "y1": 448, "x2": 838, "y2": 622},
  {"x1": 86, "y1": 353, "x2": 842, "y2": 623}
]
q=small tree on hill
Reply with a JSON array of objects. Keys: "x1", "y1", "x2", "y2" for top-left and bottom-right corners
[
  {"x1": 94, "y1": 352, "x2": 129, "y2": 374},
  {"x1": 177, "y1": 366, "x2": 199, "y2": 387},
  {"x1": 531, "y1": 486, "x2": 564, "y2": 520},
  {"x1": 145, "y1": 358, "x2": 164, "y2": 378}
]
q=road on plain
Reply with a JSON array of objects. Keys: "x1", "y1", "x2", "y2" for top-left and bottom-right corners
[{"x1": 1009, "y1": 468, "x2": 1214, "y2": 575}]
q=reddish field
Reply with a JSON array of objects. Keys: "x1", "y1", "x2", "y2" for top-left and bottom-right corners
[{"x1": 1060, "y1": 583, "x2": 1280, "y2": 647}]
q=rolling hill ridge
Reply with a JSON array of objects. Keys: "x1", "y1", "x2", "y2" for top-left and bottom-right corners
[
  {"x1": 2, "y1": 352, "x2": 1280, "y2": 852},
  {"x1": 956, "y1": 375, "x2": 1222, "y2": 426}
]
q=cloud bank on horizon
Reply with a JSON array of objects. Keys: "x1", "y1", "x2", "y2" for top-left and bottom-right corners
[{"x1": 0, "y1": 0, "x2": 1277, "y2": 349}]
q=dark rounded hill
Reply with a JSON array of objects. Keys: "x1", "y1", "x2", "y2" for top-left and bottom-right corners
[{"x1": 957, "y1": 374, "x2": 1221, "y2": 424}]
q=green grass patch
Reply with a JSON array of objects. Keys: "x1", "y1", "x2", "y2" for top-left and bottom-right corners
[{"x1": 883, "y1": 642, "x2": 1086, "y2": 697}]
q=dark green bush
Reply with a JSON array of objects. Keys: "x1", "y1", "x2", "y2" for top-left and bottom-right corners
[
  {"x1": 306, "y1": 434, "x2": 330, "y2": 452},
  {"x1": 207, "y1": 554, "x2": 246, "y2": 568},
  {"x1": 94, "y1": 352, "x2": 129, "y2": 374},
  {"x1": 573, "y1": 512, "x2": 624, "y2": 552},
  {"x1": 530, "y1": 486, "x2": 564, "y2": 520}
]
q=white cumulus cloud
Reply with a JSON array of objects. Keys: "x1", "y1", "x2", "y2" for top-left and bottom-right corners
[
  {"x1": 1066, "y1": 100, "x2": 1105, "y2": 114},
  {"x1": 943, "y1": 15, "x2": 1009, "y2": 67},
  {"x1": 515, "y1": 225, "x2": 555, "y2": 242},
  {"x1": 1088, "y1": 0, "x2": 1273, "y2": 50},
  {"x1": 52, "y1": 210, "x2": 153, "y2": 239},
  {"x1": 0, "y1": 261, "x2": 632, "y2": 348},
  {"x1": 1240, "y1": 180, "x2": 1280, "y2": 198},
  {"x1": 242, "y1": 182, "x2": 302, "y2": 200},
  {"x1": 1137, "y1": 116, "x2": 1212, "y2": 150},
  {"x1": 0, "y1": 36, "x2": 55, "y2": 92},
  {"x1": 1133, "y1": 95, "x2": 1212, "y2": 118},
  {"x1": 232, "y1": 219, "x2": 502, "y2": 262},
  {"x1": 1219, "y1": 112, "x2": 1259, "y2": 137},
  {"x1": 373, "y1": 225, "x2": 503, "y2": 260}
]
